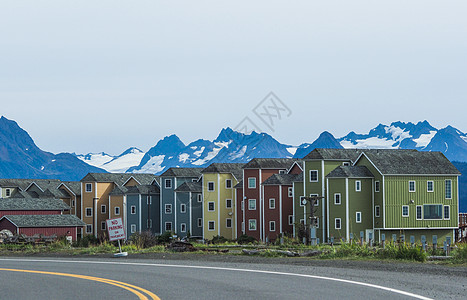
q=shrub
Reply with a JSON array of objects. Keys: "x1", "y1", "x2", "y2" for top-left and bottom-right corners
[
  {"x1": 236, "y1": 234, "x2": 256, "y2": 245},
  {"x1": 130, "y1": 231, "x2": 158, "y2": 249},
  {"x1": 211, "y1": 235, "x2": 228, "y2": 244},
  {"x1": 451, "y1": 243, "x2": 467, "y2": 263},
  {"x1": 156, "y1": 231, "x2": 173, "y2": 244},
  {"x1": 73, "y1": 235, "x2": 99, "y2": 248}
]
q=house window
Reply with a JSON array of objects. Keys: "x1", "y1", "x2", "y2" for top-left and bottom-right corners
[
  {"x1": 424, "y1": 204, "x2": 442, "y2": 220},
  {"x1": 197, "y1": 194, "x2": 202, "y2": 202},
  {"x1": 375, "y1": 205, "x2": 380, "y2": 217},
  {"x1": 343, "y1": 162, "x2": 350, "y2": 166},
  {"x1": 288, "y1": 215, "x2": 294, "y2": 225},
  {"x1": 85, "y1": 183, "x2": 92, "y2": 193},
  {"x1": 226, "y1": 218, "x2": 232, "y2": 228},
  {"x1": 248, "y1": 178, "x2": 256, "y2": 189},
  {"x1": 208, "y1": 182, "x2": 215, "y2": 191},
  {"x1": 165, "y1": 222, "x2": 172, "y2": 232},
  {"x1": 427, "y1": 181, "x2": 434, "y2": 192},
  {"x1": 180, "y1": 204, "x2": 186, "y2": 213},
  {"x1": 86, "y1": 224, "x2": 93, "y2": 234},
  {"x1": 85, "y1": 208, "x2": 92, "y2": 217},
  {"x1": 180, "y1": 223, "x2": 186, "y2": 232},
  {"x1": 300, "y1": 196, "x2": 306, "y2": 207},
  {"x1": 355, "y1": 181, "x2": 361, "y2": 192},
  {"x1": 248, "y1": 199, "x2": 256, "y2": 210},
  {"x1": 115, "y1": 206, "x2": 120, "y2": 215},
  {"x1": 356, "y1": 212, "x2": 362, "y2": 223},
  {"x1": 131, "y1": 205, "x2": 137, "y2": 214},
  {"x1": 165, "y1": 179, "x2": 172, "y2": 189},
  {"x1": 409, "y1": 181, "x2": 416, "y2": 192},
  {"x1": 402, "y1": 205, "x2": 409, "y2": 217},
  {"x1": 269, "y1": 221, "x2": 276, "y2": 231},
  {"x1": 416, "y1": 205, "x2": 422, "y2": 220},
  {"x1": 101, "y1": 222, "x2": 106, "y2": 230},
  {"x1": 309, "y1": 170, "x2": 318, "y2": 182},
  {"x1": 71, "y1": 199, "x2": 75, "y2": 207},
  {"x1": 226, "y1": 179, "x2": 232, "y2": 189},
  {"x1": 208, "y1": 202, "x2": 215, "y2": 211},
  {"x1": 165, "y1": 204, "x2": 172, "y2": 214},
  {"x1": 335, "y1": 218, "x2": 341, "y2": 230},
  {"x1": 334, "y1": 193, "x2": 341, "y2": 205},
  {"x1": 101, "y1": 205, "x2": 106, "y2": 214},
  {"x1": 279, "y1": 170, "x2": 286, "y2": 174},
  {"x1": 444, "y1": 205, "x2": 450, "y2": 220},
  {"x1": 198, "y1": 218, "x2": 202, "y2": 227},
  {"x1": 288, "y1": 187, "x2": 293, "y2": 197},
  {"x1": 208, "y1": 221, "x2": 215, "y2": 231},
  {"x1": 310, "y1": 194, "x2": 319, "y2": 206},
  {"x1": 445, "y1": 180, "x2": 452, "y2": 199},
  {"x1": 248, "y1": 219, "x2": 257, "y2": 231},
  {"x1": 269, "y1": 198, "x2": 275, "y2": 209},
  {"x1": 375, "y1": 181, "x2": 380, "y2": 192},
  {"x1": 5, "y1": 188, "x2": 11, "y2": 197},
  {"x1": 226, "y1": 199, "x2": 232, "y2": 208},
  {"x1": 131, "y1": 224, "x2": 137, "y2": 233}
]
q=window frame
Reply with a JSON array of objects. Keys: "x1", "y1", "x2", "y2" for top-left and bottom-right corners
[
  {"x1": 197, "y1": 218, "x2": 202, "y2": 227},
  {"x1": 225, "y1": 179, "x2": 232, "y2": 189},
  {"x1": 248, "y1": 199, "x2": 256, "y2": 210},
  {"x1": 269, "y1": 198, "x2": 275, "y2": 209},
  {"x1": 85, "y1": 183, "x2": 92, "y2": 193},
  {"x1": 226, "y1": 218, "x2": 232, "y2": 228},
  {"x1": 445, "y1": 180, "x2": 452, "y2": 199},
  {"x1": 180, "y1": 223, "x2": 187, "y2": 233},
  {"x1": 248, "y1": 219, "x2": 257, "y2": 231},
  {"x1": 208, "y1": 202, "x2": 215, "y2": 212},
  {"x1": 444, "y1": 205, "x2": 450, "y2": 220},
  {"x1": 288, "y1": 187, "x2": 293, "y2": 198},
  {"x1": 402, "y1": 205, "x2": 409, "y2": 217},
  {"x1": 427, "y1": 181, "x2": 434, "y2": 192},
  {"x1": 208, "y1": 221, "x2": 215, "y2": 231},
  {"x1": 310, "y1": 194, "x2": 319, "y2": 206},
  {"x1": 375, "y1": 205, "x2": 380, "y2": 217},
  {"x1": 375, "y1": 181, "x2": 380, "y2": 193},
  {"x1": 269, "y1": 221, "x2": 276, "y2": 232},
  {"x1": 226, "y1": 199, "x2": 232, "y2": 209},
  {"x1": 86, "y1": 224, "x2": 93, "y2": 234},
  {"x1": 208, "y1": 181, "x2": 215, "y2": 192},
  {"x1": 165, "y1": 222, "x2": 172, "y2": 232},
  {"x1": 423, "y1": 204, "x2": 443, "y2": 220},
  {"x1": 416, "y1": 205, "x2": 422, "y2": 220},
  {"x1": 180, "y1": 203, "x2": 186, "y2": 213},
  {"x1": 85, "y1": 207, "x2": 92, "y2": 217},
  {"x1": 115, "y1": 206, "x2": 120, "y2": 216},
  {"x1": 355, "y1": 180, "x2": 361, "y2": 192},
  {"x1": 334, "y1": 193, "x2": 341, "y2": 205},
  {"x1": 409, "y1": 181, "x2": 416, "y2": 192},
  {"x1": 309, "y1": 170, "x2": 318, "y2": 182},
  {"x1": 356, "y1": 212, "x2": 362, "y2": 223},
  {"x1": 288, "y1": 215, "x2": 294, "y2": 225},
  {"x1": 131, "y1": 224, "x2": 137, "y2": 233},
  {"x1": 101, "y1": 221, "x2": 106, "y2": 230},
  {"x1": 101, "y1": 205, "x2": 106, "y2": 214},
  {"x1": 197, "y1": 194, "x2": 202, "y2": 202},
  {"x1": 5, "y1": 188, "x2": 11, "y2": 197},
  {"x1": 165, "y1": 204, "x2": 172, "y2": 214},
  {"x1": 131, "y1": 205, "x2": 137, "y2": 215},
  {"x1": 164, "y1": 179, "x2": 172, "y2": 189},
  {"x1": 248, "y1": 177, "x2": 256, "y2": 189},
  {"x1": 335, "y1": 218, "x2": 341, "y2": 230}
]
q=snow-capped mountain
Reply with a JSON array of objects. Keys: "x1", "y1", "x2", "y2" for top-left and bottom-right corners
[{"x1": 76, "y1": 147, "x2": 145, "y2": 173}]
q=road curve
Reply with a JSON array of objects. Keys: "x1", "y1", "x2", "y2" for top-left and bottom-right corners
[{"x1": 0, "y1": 257, "x2": 464, "y2": 299}]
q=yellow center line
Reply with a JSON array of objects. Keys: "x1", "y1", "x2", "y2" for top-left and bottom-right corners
[{"x1": 0, "y1": 268, "x2": 160, "y2": 300}]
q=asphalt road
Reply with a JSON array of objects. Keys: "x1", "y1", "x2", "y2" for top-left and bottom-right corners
[{"x1": 0, "y1": 256, "x2": 465, "y2": 299}]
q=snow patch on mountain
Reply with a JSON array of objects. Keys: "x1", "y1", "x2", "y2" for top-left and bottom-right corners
[
  {"x1": 341, "y1": 137, "x2": 397, "y2": 149},
  {"x1": 413, "y1": 131, "x2": 437, "y2": 148},
  {"x1": 77, "y1": 152, "x2": 114, "y2": 168},
  {"x1": 133, "y1": 155, "x2": 165, "y2": 174}
]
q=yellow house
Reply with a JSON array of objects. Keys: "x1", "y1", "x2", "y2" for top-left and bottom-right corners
[{"x1": 201, "y1": 163, "x2": 244, "y2": 240}]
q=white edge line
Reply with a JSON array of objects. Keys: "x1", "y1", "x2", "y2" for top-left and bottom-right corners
[{"x1": 0, "y1": 258, "x2": 433, "y2": 300}]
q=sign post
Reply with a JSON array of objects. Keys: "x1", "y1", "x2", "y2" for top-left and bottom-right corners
[{"x1": 106, "y1": 218, "x2": 127, "y2": 257}]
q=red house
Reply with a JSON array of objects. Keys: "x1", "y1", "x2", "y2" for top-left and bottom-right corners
[{"x1": 238, "y1": 158, "x2": 299, "y2": 242}]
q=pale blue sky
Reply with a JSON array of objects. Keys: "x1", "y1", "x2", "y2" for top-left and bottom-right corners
[{"x1": 1, "y1": 1, "x2": 466, "y2": 155}]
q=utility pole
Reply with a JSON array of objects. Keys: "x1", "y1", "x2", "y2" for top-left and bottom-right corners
[{"x1": 300, "y1": 195, "x2": 325, "y2": 245}]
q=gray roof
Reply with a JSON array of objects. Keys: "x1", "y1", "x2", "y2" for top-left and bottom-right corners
[
  {"x1": 59, "y1": 181, "x2": 82, "y2": 196},
  {"x1": 242, "y1": 158, "x2": 298, "y2": 169},
  {"x1": 202, "y1": 163, "x2": 244, "y2": 180},
  {"x1": 262, "y1": 173, "x2": 302, "y2": 185},
  {"x1": 0, "y1": 198, "x2": 70, "y2": 211},
  {"x1": 326, "y1": 166, "x2": 374, "y2": 178},
  {"x1": 360, "y1": 149, "x2": 461, "y2": 175},
  {"x1": 1, "y1": 214, "x2": 85, "y2": 227},
  {"x1": 234, "y1": 180, "x2": 243, "y2": 189},
  {"x1": 80, "y1": 173, "x2": 158, "y2": 186},
  {"x1": 174, "y1": 181, "x2": 202, "y2": 193},
  {"x1": 303, "y1": 148, "x2": 362, "y2": 161},
  {"x1": 0, "y1": 179, "x2": 33, "y2": 190},
  {"x1": 125, "y1": 185, "x2": 160, "y2": 195},
  {"x1": 293, "y1": 173, "x2": 304, "y2": 182},
  {"x1": 160, "y1": 168, "x2": 203, "y2": 178}
]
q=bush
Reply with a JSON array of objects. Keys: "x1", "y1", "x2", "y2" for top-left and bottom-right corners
[
  {"x1": 130, "y1": 231, "x2": 158, "y2": 249},
  {"x1": 73, "y1": 235, "x2": 99, "y2": 248},
  {"x1": 156, "y1": 231, "x2": 173, "y2": 244},
  {"x1": 236, "y1": 234, "x2": 256, "y2": 245},
  {"x1": 211, "y1": 235, "x2": 228, "y2": 244},
  {"x1": 451, "y1": 243, "x2": 467, "y2": 263}
]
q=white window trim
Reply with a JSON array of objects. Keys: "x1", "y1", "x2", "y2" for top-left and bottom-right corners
[
  {"x1": 197, "y1": 218, "x2": 202, "y2": 227},
  {"x1": 444, "y1": 205, "x2": 450, "y2": 220},
  {"x1": 427, "y1": 181, "x2": 434, "y2": 192},
  {"x1": 269, "y1": 221, "x2": 276, "y2": 231},
  {"x1": 248, "y1": 219, "x2": 257, "y2": 231},
  {"x1": 197, "y1": 194, "x2": 202, "y2": 202},
  {"x1": 165, "y1": 204, "x2": 172, "y2": 214},
  {"x1": 180, "y1": 203, "x2": 186, "y2": 213},
  {"x1": 248, "y1": 199, "x2": 256, "y2": 210},
  {"x1": 208, "y1": 221, "x2": 215, "y2": 231},
  {"x1": 180, "y1": 223, "x2": 187, "y2": 232},
  {"x1": 130, "y1": 224, "x2": 137, "y2": 233},
  {"x1": 226, "y1": 218, "x2": 232, "y2": 228},
  {"x1": 226, "y1": 199, "x2": 232, "y2": 209},
  {"x1": 445, "y1": 180, "x2": 452, "y2": 199},
  {"x1": 356, "y1": 212, "x2": 362, "y2": 223},
  {"x1": 355, "y1": 180, "x2": 361, "y2": 192},
  {"x1": 309, "y1": 170, "x2": 318, "y2": 182},
  {"x1": 343, "y1": 162, "x2": 350, "y2": 166},
  {"x1": 115, "y1": 206, "x2": 120, "y2": 216},
  {"x1": 86, "y1": 224, "x2": 93, "y2": 234},
  {"x1": 288, "y1": 215, "x2": 294, "y2": 225},
  {"x1": 131, "y1": 205, "x2": 137, "y2": 215},
  {"x1": 101, "y1": 221, "x2": 106, "y2": 230},
  {"x1": 85, "y1": 207, "x2": 93, "y2": 217},
  {"x1": 225, "y1": 179, "x2": 232, "y2": 189},
  {"x1": 71, "y1": 200, "x2": 75, "y2": 207},
  {"x1": 248, "y1": 177, "x2": 256, "y2": 189},
  {"x1": 288, "y1": 187, "x2": 293, "y2": 198},
  {"x1": 334, "y1": 193, "x2": 341, "y2": 205},
  {"x1": 409, "y1": 181, "x2": 416, "y2": 192},
  {"x1": 375, "y1": 181, "x2": 380, "y2": 193},
  {"x1": 208, "y1": 181, "x2": 215, "y2": 192},
  {"x1": 208, "y1": 201, "x2": 215, "y2": 212},
  {"x1": 164, "y1": 179, "x2": 172, "y2": 189},
  {"x1": 85, "y1": 183, "x2": 92, "y2": 193},
  {"x1": 335, "y1": 218, "x2": 341, "y2": 230},
  {"x1": 101, "y1": 205, "x2": 106, "y2": 214},
  {"x1": 165, "y1": 222, "x2": 172, "y2": 232},
  {"x1": 416, "y1": 205, "x2": 422, "y2": 220},
  {"x1": 269, "y1": 198, "x2": 275, "y2": 209},
  {"x1": 375, "y1": 205, "x2": 380, "y2": 217},
  {"x1": 402, "y1": 205, "x2": 409, "y2": 217}
]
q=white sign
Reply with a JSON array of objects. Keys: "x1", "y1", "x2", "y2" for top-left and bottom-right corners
[{"x1": 106, "y1": 218, "x2": 126, "y2": 241}]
